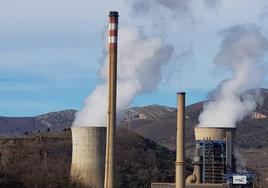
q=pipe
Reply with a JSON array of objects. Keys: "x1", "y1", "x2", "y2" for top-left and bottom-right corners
[
  {"x1": 226, "y1": 128, "x2": 236, "y2": 171},
  {"x1": 186, "y1": 175, "x2": 196, "y2": 184},
  {"x1": 176, "y1": 92, "x2": 185, "y2": 188},
  {"x1": 104, "y1": 11, "x2": 119, "y2": 188},
  {"x1": 193, "y1": 143, "x2": 201, "y2": 183},
  {"x1": 186, "y1": 144, "x2": 202, "y2": 184},
  {"x1": 71, "y1": 127, "x2": 106, "y2": 188}
]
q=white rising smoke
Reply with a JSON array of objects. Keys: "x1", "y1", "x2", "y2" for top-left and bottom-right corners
[
  {"x1": 198, "y1": 24, "x2": 268, "y2": 128},
  {"x1": 131, "y1": 0, "x2": 192, "y2": 16},
  {"x1": 73, "y1": 25, "x2": 173, "y2": 127},
  {"x1": 234, "y1": 149, "x2": 248, "y2": 173},
  {"x1": 131, "y1": 0, "x2": 221, "y2": 16}
]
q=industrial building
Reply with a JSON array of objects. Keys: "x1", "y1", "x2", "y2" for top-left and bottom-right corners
[
  {"x1": 151, "y1": 126, "x2": 256, "y2": 187},
  {"x1": 70, "y1": 11, "x2": 257, "y2": 188}
]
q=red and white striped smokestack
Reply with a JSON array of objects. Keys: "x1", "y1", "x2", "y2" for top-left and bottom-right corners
[
  {"x1": 108, "y1": 11, "x2": 118, "y2": 47},
  {"x1": 104, "y1": 11, "x2": 118, "y2": 188}
]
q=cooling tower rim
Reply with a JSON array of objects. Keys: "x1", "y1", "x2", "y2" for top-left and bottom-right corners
[
  {"x1": 195, "y1": 126, "x2": 237, "y2": 130},
  {"x1": 194, "y1": 126, "x2": 236, "y2": 141},
  {"x1": 71, "y1": 126, "x2": 106, "y2": 129}
]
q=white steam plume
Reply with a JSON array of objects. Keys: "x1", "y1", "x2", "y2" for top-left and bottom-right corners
[
  {"x1": 234, "y1": 150, "x2": 248, "y2": 173},
  {"x1": 131, "y1": 0, "x2": 221, "y2": 16},
  {"x1": 73, "y1": 25, "x2": 173, "y2": 127},
  {"x1": 198, "y1": 24, "x2": 268, "y2": 127}
]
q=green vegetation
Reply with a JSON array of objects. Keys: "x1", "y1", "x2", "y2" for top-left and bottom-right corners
[{"x1": 0, "y1": 128, "x2": 180, "y2": 188}]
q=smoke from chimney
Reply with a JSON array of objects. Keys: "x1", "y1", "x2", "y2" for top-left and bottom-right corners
[
  {"x1": 233, "y1": 149, "x2": 248, "y2": 173},
  {"x1": 73, "y1": 25, "x2": 173, "y2": 127},
  {"x1": 198, "y1": 24, "x2": 268, "y2": 128},
  {"x1": 130, "y1": 0, "x2": 221, "y2": 16}
]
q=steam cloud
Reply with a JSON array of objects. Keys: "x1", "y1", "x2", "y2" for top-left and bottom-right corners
[
  {"x1": 73, "y1": 25, "x2": 173, "y2": 127},
  {"x1": 203, "y1": 0, "x2": 222, "y2": 8},
  {"x1": 131, "y1": 0, "x2": 221, "y2": 16},
  {"x1": 131, "y1": 0, "x2": 192, "y2": 15},
  {"x1": 198, "y1": 24, "x2": 268, "y2": 127},
  {"x1": 234, "y1": 150, "x2": 248, "y2": 173}
]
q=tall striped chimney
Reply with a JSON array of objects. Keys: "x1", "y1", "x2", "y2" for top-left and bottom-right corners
[{"x1": 104, "y1": 11, "x2": 119, "y2": 188}]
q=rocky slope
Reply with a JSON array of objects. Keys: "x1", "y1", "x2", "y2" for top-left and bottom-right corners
[
  {"x1": 120, "y1": 89, "x2": 268, "y2": 150},
  {"x1": 0, "y1": 110, "x2": 76, "y2": 136},
  {"x1": 1, "y1": 89, "x2": 268, "y2": 152}
]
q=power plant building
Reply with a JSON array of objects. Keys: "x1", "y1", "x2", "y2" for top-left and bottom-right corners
[
  {"x1": 152, "y1": 127, "x2": 256, "y2": 188},
  {"x1": 69, "y1": 11, "x2": 258, "y2": 188}
]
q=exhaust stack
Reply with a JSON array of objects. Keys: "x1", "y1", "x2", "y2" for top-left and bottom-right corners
[
  {"x1": 176, "y1": 92, "x2": 186, "y2": 188},
  {"x1": 104, "y1": 11, "x2": 119, "y2": 188}
]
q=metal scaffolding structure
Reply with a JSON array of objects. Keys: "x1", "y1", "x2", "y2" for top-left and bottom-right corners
[{"x1": 198, "y1": 141, "x2": 226, "y2": 184}]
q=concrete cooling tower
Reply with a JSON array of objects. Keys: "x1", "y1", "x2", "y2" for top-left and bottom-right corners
[
  {"x1": 70, "y1": 127, "x2": 106, "y2": 188},
  {"x1": 194, "y1": 127, "x2": 236, "y2": 141}
]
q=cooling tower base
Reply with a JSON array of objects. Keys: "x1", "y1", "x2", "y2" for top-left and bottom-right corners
[{"x1": 71, "y1": 127, "x2": 106, "y2": 188}]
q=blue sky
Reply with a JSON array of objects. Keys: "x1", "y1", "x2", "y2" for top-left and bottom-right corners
[{"x1": 0, "y1": 0, "x2": 268, "y2": 116}]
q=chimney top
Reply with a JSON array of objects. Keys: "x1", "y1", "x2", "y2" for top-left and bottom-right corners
[{"x1": 109, "y1": 11, "x2": 119, "y2": 17}]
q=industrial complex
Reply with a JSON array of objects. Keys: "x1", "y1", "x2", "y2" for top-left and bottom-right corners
[{"x1": 70, "y1": 11, "x2": 257, "y2": 188}]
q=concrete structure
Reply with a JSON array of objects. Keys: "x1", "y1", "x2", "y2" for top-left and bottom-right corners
[
  {"x1": 151, "y1": 183, "x2": 227, "y2": 188},
  {"x1": 152, "y1": 108, "x2": 236, "y2": 187},
  {"x1": 71, "y1": 127, "x2": 106, "y2": 188},
  {"x1": 104, "y1": 11, "x2": 119, "y2": 188},
  {"x1": 152, "y1": 97, "x2": 255, "y2": 187},
  {"x1": 194, "y1": 127, "x2": 236, "y2": 141},
  {"x1": 176, "y1": 92, "x2": 186, "y2": 188}
]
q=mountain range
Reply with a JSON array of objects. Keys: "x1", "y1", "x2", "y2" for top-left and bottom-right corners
[{"x1": 1, "y1": 88, "x2": 268, "y2": 186}]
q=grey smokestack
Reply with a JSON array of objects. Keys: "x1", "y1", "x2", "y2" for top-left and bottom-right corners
[{"x1": 176, "y1": 92, "x2": 186, "y2": 188}]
